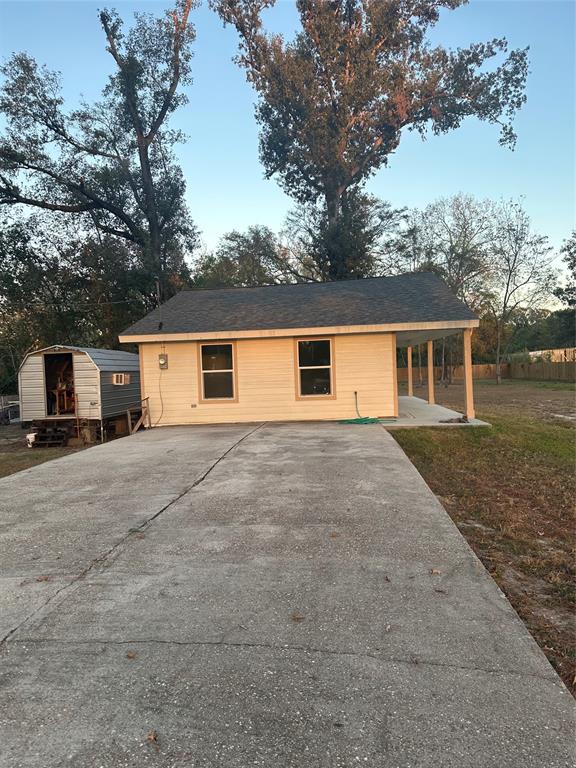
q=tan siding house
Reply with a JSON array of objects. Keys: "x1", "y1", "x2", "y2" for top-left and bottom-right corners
[
  {"x1": 138, "y1": 333, "x2": 396, "y2": 425},
  {"x1": 120, "y1": 274, "x2": 479, "y2": 426}
]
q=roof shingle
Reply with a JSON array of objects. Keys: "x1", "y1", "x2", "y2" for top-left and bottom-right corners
[{"x1": 120, "y1": 273, "x2": 477, "y2": 337}]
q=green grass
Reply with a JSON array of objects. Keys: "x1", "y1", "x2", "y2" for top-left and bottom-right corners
[{"x1": 394, "y1": 414, "x2": 574, "y2": 469}]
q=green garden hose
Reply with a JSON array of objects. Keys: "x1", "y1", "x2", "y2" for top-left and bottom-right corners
[{"x1": 339, "y1": 391, "x2": 397, "y2": 424}]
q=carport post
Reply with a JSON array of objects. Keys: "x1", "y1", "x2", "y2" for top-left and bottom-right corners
[
  {"x1": 407, "y1": 346, "x2": 413, "y2": 397},
  {"x1": 427, "y1": 340, "x2": 435, "y2": 404},
  {"x1": 463, "y1": 328, "x2": 475, "y2": 419}
]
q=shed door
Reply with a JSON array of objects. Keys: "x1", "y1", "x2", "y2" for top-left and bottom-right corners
[
  {"x1": 44, "y1": 353, "x2": 75, "y2": 416},
  {"x1": 19, "y1": 354, "x2": 47, "y2": 420}
]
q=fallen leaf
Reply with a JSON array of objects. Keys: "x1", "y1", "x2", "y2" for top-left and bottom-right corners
[
  {"x1": 329, "y1": 532, "x2": 340, "y2": 539},
  {"x1": 126, "y1": 651, "x2": 137, "y2": 660},
  {"x1": 36, "y1": 575, "x2": 51, "y2": 582},
  {"x1": 146, "y1": 730, "x2": 158, "y2": 743},
  {"x1": 430, "y1": 569, "x2": 442, "y2": 576},
  {"x1": 291, "y1": 610, "x2": 305, "y2": 623}
]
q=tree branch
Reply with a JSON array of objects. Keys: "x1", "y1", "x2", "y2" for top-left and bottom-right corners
[{"x1": 147, "y1": 0, "x2": 194, "y2": 144}]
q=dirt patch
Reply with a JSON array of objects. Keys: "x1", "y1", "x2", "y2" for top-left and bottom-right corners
[
  {"x1": 0, "y1": 424, "x2": 25, "y2": 449},
  {"x1": 438, "y1": 379, "x2": 574, "y2": 422},
  {"x1": 0, "y1": 424, "x2": 87, "y2": 479},
  {"x1": 392, "y1": 390, "x2": 575, "y2": 695},
  {"x1": 401, "y1": 379, "x2": 575, "y2": 422}
]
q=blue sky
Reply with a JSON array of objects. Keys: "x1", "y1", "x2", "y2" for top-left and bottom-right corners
[{"x1": 0, "y1": 0, "x2": 574, "y2": 256}]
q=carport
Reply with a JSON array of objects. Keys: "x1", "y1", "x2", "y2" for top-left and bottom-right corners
[{"x1": 396, "y1": 327, "x2": 476, "y2": 420}]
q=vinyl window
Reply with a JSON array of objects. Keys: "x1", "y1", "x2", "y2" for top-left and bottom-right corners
[
  {"x1": 200, "y1": 343, "x2": 235, "y2": 400},
  {"x1": 112, "y1": 373, "x2": 130, "y2": 385},
  {"x1": 297, "y1": 339, "x2": 333, "y2": 397}
]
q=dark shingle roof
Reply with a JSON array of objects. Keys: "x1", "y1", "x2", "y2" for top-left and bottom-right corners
[{"x1": 120, "y1": 273, "x2": 477, "y2": 337}]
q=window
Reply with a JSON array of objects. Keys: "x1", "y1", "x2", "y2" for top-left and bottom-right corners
[
  {"x1": 112, "y1": 373, "x2": 130, "y2": 385},
  {"x1": 297, "y1": 339, "x2": 333, "y2": 397},
  {"x1": 200, "y1": 343, "x2": 235, "y2": 400}
]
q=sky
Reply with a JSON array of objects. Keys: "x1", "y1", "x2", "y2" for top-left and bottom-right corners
[{"x1": 0, "y1": 0, "x2": 574, "y2": 257}]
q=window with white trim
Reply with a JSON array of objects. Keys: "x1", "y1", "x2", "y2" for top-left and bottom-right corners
[
  {"x1": 201, "y1": 343, "x2": 235, "y2": 400},
  {"x1": 112, "y1": 373, "x2": 130, "y2": 385},
  {"x1": 297, "y1": 339, "x2": 332, "y2": 396}
]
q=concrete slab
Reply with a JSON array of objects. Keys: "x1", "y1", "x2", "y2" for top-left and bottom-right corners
[
  {"x1": 0, "y1": 422, "x2": 573, "y2": 767},
  {"x1": 2, "y1": 642, "x2": 573, "y2": 768},
  {"x1": 390, "y1": 395, "x2": 490, "y2": 427}
]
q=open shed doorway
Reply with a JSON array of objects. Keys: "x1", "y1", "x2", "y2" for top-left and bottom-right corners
[{"x1": 44, "y1": 353, "x2": 75, "y2": 416}]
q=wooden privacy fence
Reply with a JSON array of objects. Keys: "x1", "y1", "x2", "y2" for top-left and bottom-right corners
[
  {"x1": 397, "y1": 361, "x2": 575, "y2": 383},
  {"x1": 397, "y1": 363, "x2": 507, "y2": 382},
  {"x1": 509, "y1": 361, "x2": 576, "y2": 383}
]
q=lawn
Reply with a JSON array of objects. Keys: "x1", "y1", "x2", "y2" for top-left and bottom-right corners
[
  {"x1": 0, "y1": 424, "x2": 86, "y2": 479},
  {"x1": 393, "y1": 379, "x2": 575, "y2": 694}
]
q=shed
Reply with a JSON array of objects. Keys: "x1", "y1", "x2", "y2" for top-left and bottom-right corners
[{"x1": 18, "y1": 345, "x2": 141, "y2": 423}]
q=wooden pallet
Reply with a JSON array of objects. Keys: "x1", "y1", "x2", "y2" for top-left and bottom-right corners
[{"x1": 32, "y1": 426, "x2": 69, "y2": 448}]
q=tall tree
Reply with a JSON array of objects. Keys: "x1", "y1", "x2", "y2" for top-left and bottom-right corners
[
  {"x1": 0, "y1": 0, "x2": 198, "y2": 301},
  {"x1": 212, "y1": 0, "x2": 528, "y2": 278},
  {"x1": 554, "y1": 231, "x2": 576, "y2": 308},
  {"x1": 487, "y1": 201, "x2": 555, "y2": 383},
  {"x1": 285, "y1": 192, "x2": 406, "y2": 281},
  {"x1": 193, "y1": 226, "x2": 290, "y2": 288},
  {"x1": 0, "y1": 214, "x2": 149, "y2": 392}
]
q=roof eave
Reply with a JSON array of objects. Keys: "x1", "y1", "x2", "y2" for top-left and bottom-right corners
[{"x1": 119, "y1": 318, "x2": 479, "y2": 344}]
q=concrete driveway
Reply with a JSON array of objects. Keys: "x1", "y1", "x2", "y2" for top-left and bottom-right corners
[{"x1": 0, "y1": 423, "x2": 573, "y2": 767}]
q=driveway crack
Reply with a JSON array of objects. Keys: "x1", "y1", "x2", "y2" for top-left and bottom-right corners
[
  {"x1": 7, "y1": 636, "x2": 561, "y2": 685},
  {"x1": 0, "y1": 423, "x2": 265, "y2": 648}
]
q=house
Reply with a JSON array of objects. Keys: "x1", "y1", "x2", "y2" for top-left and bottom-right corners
[
  {"x1": 119, "y1": 273, "x2": 479, "y2": 426},
  {"x1": 19, "y1": 345, "x2": 142, "y2": 439}
]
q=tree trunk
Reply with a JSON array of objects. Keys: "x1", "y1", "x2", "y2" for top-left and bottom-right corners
[
  {"x1": 417, "y1": 344, "x2": 423, "y2": 386},
  {"x1": 137, "y1": 138, "x2": 164, "y2": 299},
  {"x1": 325, "y1": 190, "x2": 345, "y2": 281},
  {"x1": 495, "y1": 324, "x2": 502, "y2": 385}
]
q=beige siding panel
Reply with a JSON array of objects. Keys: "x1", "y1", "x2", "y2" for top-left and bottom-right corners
[
  {"x1": 140, "y1": 334, "x2": 395, "y2": 426},
  {"x1": 72, "y1": 352, "x2": 101, "y2": 420},
  {"x1": 18, "y1": 354, "x2": 46, "y2": 420}
]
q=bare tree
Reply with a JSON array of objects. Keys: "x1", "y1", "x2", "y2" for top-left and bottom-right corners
[
  {"x1": 411, "y1": 194, "x2": 496, "y2": 309},
  {"x1": 488, "y1": 201, "x2": 555, "y2": 383},
  {"x1": 402, "y1": 194, "x2": 496, "y2": 380}
]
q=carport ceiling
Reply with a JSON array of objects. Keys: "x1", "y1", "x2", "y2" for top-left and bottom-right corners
[{"x1": 396, "y1": 327, "x2": 463, "y2": 348}]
